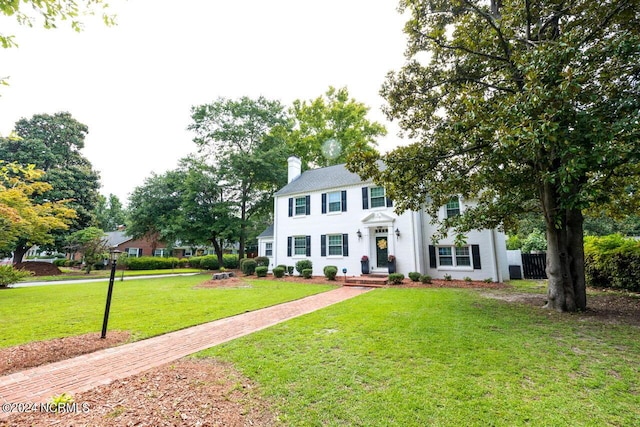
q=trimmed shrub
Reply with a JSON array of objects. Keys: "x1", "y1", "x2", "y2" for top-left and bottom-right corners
[
  {"x1": 463, "y1": 276, "x2": 472, "y2": 282},
  {"x1": 444, "y1": 274, "x2": 452, "y2": 281},
  {"x1": 276, "y1": 264, "x2": 287, "y2": 271},
  {"x1": 53, "y1": 259, "x2": 67, "y2": 267},
  {"x1": 408, "y1": 272, "x2": 421, "y2": 282},
  {"x1": 323, "y1": 265, "x2": 338, "y2": 281},
  {"x1": 255, "y1": 266, "x2": 268, "y2": 277},
  {"x1": 273, "y1": 266, "x2": 285, "y2": 278},
  {"x1": 420, "y1": 274, "x2": 432, "y2": 284},
  {"x1": 124, "y1": 256, "x2": 188, "y2": 270},
  {"x1": 242, "y1": 259, "x2": 257, "y2": 276},
  {"x1": 302, "y1": 268, "x2": 312, "y2": 279},
  {"x1": 223, "y1": 254, "x2": 239, "y2": 269},
  {"x1": 287, "y1": 266, "x2": 294, "y2": 276},
  {"x1": 295, "y1": 259, "x2": 313, "y2": 275},
  {"x1": 388, "y1": 273, "x2": 404, "y2": 285},
  {"x1": 254, "y1": 256, "x2": 269, "y2": 267}
]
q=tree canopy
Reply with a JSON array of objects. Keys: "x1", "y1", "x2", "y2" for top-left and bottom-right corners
[
  {"x1": 285, "y1": 86, "x2": 386, "y2": 168},
  {"x1": 0, "y1": 161, "x2": 76, "y2": 259},
  {"x1": 0, "y1": 112, "x2": 101, "y2": 260},
  {"x1": 348, "y1": 0, "x2": 640, "y2": 312},
  {"x1": 189, "y1": 96, "x2": 291, "y2": 259},
  {"x1": 93, "y1": 193, "x2": 126, "y2": 232}
]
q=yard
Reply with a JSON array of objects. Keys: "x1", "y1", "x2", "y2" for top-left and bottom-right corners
[{"x1": 1, "y1": 276, "x2": 639, "y2": 426}]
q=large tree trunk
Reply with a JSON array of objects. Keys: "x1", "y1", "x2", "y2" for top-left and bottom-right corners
[
  {"x1": 541, "y1": 183, "x2": 587, "y2": 312},
  {"x1": 210, "y1": 238, "x2": 224, "y2": 269},
  {"x1": 12, "y1": 244, "x2": 29, "y2": 264}
]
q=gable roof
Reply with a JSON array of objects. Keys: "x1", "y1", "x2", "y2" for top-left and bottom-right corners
[
  {"x1": 275, "y1": 162, "x2": 376, "y2": 196},
  {"x1": 257, "y1": 224, "x2": 274, "y2": 239},
  {"x1": 104, "y1": 231, "x2": 132, "y2": 247}
]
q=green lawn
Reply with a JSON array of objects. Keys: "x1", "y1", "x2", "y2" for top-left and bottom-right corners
[
  {"x1": 196, "y1": 287, "x2": 640, "y2": 426},
  {"x1": 0, "y1": 275, "x2": 336, "y2": 347},
  {"x1": 22, "y1": 268, "x2": 203, "y2": 282}
]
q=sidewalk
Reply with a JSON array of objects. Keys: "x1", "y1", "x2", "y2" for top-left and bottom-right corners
[{"x1": 0, "y1": 286, "x2": 371, "y2": 416}]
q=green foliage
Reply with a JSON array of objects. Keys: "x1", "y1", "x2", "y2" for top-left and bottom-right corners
[
  {"x1": 53, "y1": 259, "x2": 67, "y2": 267},
  {"x1": 222, "y1": 254, "x2": 239, "y2": 269},
  {"x1": 419, "y1": 274, "x2": 432, "y2": 284},
  {"x1": 93, "y1": 194, "x2": 126, "y2": 232},
  {"x1": 302, "y1": 268, "x2": 312, "y2": 279},
  {"x1": 66, "y1": 226, "x2": 108, "y2": 273},
  {"x1": 287, "y1": 266, "x2": 294, "y2": 276},
  {"x1": 273, "y1": 266, "x2": 285, "y2": 278},
  {"x1": 284, "y1": 86, "x2": 386, "y2": 168},
  {"x1": 584, "y1": 235, "x2": 640, "y2": 291},
  {"x1": 506, "y1": 235, "x2": 522, "y2": 250},
  {"x1": 186, "y1": 255, "x2": 220, "y2": 270},
  {"x1": 48, "y1": 393, "x2": 74, "y2": 412},
  {"x1": 242, "y1": 259, "x2": 257, "y2": 276},
  {"x1": 408, "y1": 272, "x2": 421, "y2": 282},
  {"x1": 1, "y1": 113, "x2": 101, "y2": 257},
  {"x1": 443, "y1": 274, "x2": 452, "y2": 281},
  {"x1": 295, "y1": 259, "x2": 312, "y2": 275},
  {"x1": 189, "y1": 97, "x2": 291, "y2": 259},
  {"x1": 323, "y1": 265, "x2": 338, "y2": 281},
  {"x1": 347, "y1": 0, "x2": 640, "y2": 311},
  {"x1": 0, "y1": 0, "x2": 115, "y2": 50},
  {"x1": 0, "y1": 265, "x2": 33, "y2": 287},
  {"x1": 255, "y1": 266, "x2": 268, "y2": 277},
  {"x1": 387, "y1": 273, "x2": 404, "y2": 285},
  {"x1": 254, "y1": 256, "x2": 269, "y2": 267},
  {"x1": 521, "y1": 230, "x2": 547, "y2": 254},
  {"x1": 123, "y1": 256, "x2": 187, "y2": 271},
  {"x1": 463, "y1": 276, "x2": 472, "y2": 282}
]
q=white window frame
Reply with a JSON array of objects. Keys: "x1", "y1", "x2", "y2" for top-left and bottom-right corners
[
  {"x1": 327, "y1": 234, "x2": 343, "y2": 256},
  {"x1": 446, "y1": 197, "x2": 460, "y2": 218},
  {"x1": 127, "y1": 248, "x2": 140, "y2": 258},
  {"x1": 294, "y1": 236, "x2": 307, "y2": 256},
  {"x1": 184, "y1": 249, "x2": 193, "y2": 257},
  {"x1": 328, "y1": 191, "x2": 342, "y2": 213},
  {"x1": 295, "y1": 196, "x2": 307, "y2": 216},
  {"x1": 153, "y1": 248, "x2": 166, "y2": 257},
  {"x1": 437, "y1": 245, "x2": 472, "y2": 268},
  {"x1": 265, "y1": 242, "x2": 273, "y2": 257},
  {"x1": 370, "y1": 186, "x2": 386, "y2": 208}
]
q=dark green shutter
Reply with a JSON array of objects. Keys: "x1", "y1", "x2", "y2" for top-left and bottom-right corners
[
  {"x1": 287, "y1": 237, "x2": 292, "y2": 257},
  {"x1": 472, "y1": 245, "x2": 481, "y2": 269},
  {"x1": 321, "y1": 193, "x2": 327, "y2": 214},
  {"x1": 305, "y1": 195, "x2": 311, "y2": 216},
  {"x1": 321, "y1": 235, "x2": 327, "y2": 256},
  {"x1": 288, "y1": 198, "x2": 293, "y2": 217},
  {"x1": 429, "y1": 245, "x2": 436, "y2": 268},
  {"x1": 342, "y1": 234, "x2": 349, "y2": 256},
  {"x1": 341, "y1": 190, "x2": 347, "y2": 212},
  {"x1": 306, "y1": 236, "x2": 311, "y2": 256},
  {"x1": 362, "y1": 187, "x2": 369, "y2": 209}
]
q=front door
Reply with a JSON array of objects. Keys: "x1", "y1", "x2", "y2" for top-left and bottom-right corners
[{"x1": 376, "y1": 236, "x2": 388, "y2": 268}]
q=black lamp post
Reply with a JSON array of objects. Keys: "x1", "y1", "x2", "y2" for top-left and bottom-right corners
[{"x1": 101, "y1": 249, "x2": 121, "y2": 339}]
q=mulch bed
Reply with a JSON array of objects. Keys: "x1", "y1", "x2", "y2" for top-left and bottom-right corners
[{"x1": 13, "y1": 261, "x2": 62, "y2": 276}]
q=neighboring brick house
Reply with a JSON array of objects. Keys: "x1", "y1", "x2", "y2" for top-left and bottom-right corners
[
  {"x1": 258, "y1": 156, "x2": 510, "y2": 281},
  {"x1": 104, "y1": 231, "x2": 224, "y2": 258}
]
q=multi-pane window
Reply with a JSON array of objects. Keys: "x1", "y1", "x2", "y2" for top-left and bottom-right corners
[
  {"x1": 184, "y1": 249, "x2": 193, "y2": 257},
  {"x1": 370, "y1": 187, "x2": 386, "y2": 208},
  {"x1": 265, "y1": 242, "x2": 273, "y2": 257},
  {"x1": 127, "y1": 248, "x2": 139, "y2": 258},
  {"x1": 328, "y1": 192, "x2": 342, "y2": 212},
  {"x1": 295, "y1": 197, "x2": 307, "y2": 216},
  {"x1": 455, "y1": 246, "x2": 471, "y2": 266},
  {"x1": 446, "y1": 197, "x2": 460, "y2": 217},
  {"x1": 153, "y1": 249, "x2": 166, "y2": 257},
  {"x1": 438, "y1": 246, "x2": 471, "y2": 267},
  {"x1": 328, "y1": 234, "x2": 343, "y2": 256},
  {"x1": 294, "y1": 236, "x2": 307, "y2": 256}
]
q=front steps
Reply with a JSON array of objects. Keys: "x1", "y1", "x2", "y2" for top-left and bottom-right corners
[{"x1": 344, "y1": 274, "x2": 388, "y2": 287}]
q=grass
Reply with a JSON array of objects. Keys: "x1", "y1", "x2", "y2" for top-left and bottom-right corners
[
  {"x1": 0, "y1": 275, "x2": 336, "y2": 348},
  {"x1": 196, "y1": 287, "x2": 640, "y2": 426}
]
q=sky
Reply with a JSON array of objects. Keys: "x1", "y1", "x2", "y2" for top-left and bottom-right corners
[{"x1": 0, "y1": 0, "x2": 409, "y2": 204}]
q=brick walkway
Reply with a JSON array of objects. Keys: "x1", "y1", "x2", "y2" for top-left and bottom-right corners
[{"x1": 0, "y1": 286, "x2": 371, "y2": 416}]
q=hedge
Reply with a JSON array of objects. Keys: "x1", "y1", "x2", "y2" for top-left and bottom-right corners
[
  {"x1": 188, "y1": 254, "x2": 239, "y2": 270},
  {"x1": 323, "y1": 265, "x2": 338, "y2": 281},
  {"x1": 584, "y1": 234, "x2": 640, "y2": 292},
  {"x1": 123, "y1": 256, "x2": 189, "y2": 270}
]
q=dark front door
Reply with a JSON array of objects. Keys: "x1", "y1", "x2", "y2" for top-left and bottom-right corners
[{"x1": 376, "y1": 236, "x2": 388, "y2": 268}]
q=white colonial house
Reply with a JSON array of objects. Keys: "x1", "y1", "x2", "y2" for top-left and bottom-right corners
[{"x1": 258, "y1": 156, "x2": 510, "y2": 282}]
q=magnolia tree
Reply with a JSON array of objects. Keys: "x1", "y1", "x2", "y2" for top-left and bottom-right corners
[{"x1": 348, "y1": 0, "x2": 640, "y2": 312}]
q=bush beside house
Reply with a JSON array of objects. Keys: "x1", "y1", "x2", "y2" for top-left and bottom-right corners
[{"x1": 584, "y1": 234, "x2": 640, "y2": 292}]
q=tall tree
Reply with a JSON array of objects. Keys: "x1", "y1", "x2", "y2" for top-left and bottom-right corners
[
  {"x1": 285, "y1": 86, "x2": 386, "y2": 168},
  {"x1": 65, "y1": 226, "x2": 108, "y2": 273},
  {"x1": 126, "y1": 158, "x2": 240, "y2": 265},
  {"x1": 189, "y1": 96, "x2": 291, "y2": 259},
  {"x1": 0, "y1": 112, "x2": 102, "y2": 257},
  {"x1": 94, "y1": 193, "x2": 126, "y2": 231},
  {"x1": 348, "y1": 0, "x2": 640, "y2": 312},
  {"x1": 0, "y1": 162, "x2": 76, "y2": 261}
]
